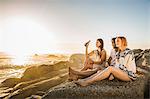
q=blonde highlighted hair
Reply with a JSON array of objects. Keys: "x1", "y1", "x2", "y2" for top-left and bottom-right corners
[{"x1": 117, "y1": 36, "x2": 127, "y2": 47}]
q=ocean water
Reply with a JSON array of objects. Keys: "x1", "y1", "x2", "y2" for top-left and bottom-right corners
[
  {"x1": 0, "y1": 68, "x2": 25, "y2": 83},
  {"x1": 0, "y1": 53, "x2": 69, "y2": 83}
]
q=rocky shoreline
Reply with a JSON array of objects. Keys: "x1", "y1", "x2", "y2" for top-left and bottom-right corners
[{"x1": 0, "y1": 49, "x2": 149, "y2": 99}]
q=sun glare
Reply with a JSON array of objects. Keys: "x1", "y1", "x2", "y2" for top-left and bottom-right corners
[
  {"x1": 12, "y1": 54, "x2": 28, "y2": 65},
  {"x1": 2, "y1": 16, "x2": 57, "y2": 65}
]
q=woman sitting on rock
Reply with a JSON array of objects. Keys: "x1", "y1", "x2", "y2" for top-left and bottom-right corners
[
  {"x1": 105, "y1": 37, "x2": 118, "y2": 80},
  {"x1": 75, "y1": 36, "x2": 136, "y2": 86},
  {"x1": 69, "y1": 38, "x2": 106, "y2": 81},
  {"x1": 106, "y1": 37, "x2": 118, "y2": 67}
]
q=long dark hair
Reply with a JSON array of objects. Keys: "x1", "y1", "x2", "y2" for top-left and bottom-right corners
[
  {"x1": 97, "y1": 38, "x2": 104, "y2": 50},
  {"x1": 112, "y1": 37, "x2": 118, "y2": 52},
  {"x1": 112, "y1": 37, "x2": 116, "y2": 43}
]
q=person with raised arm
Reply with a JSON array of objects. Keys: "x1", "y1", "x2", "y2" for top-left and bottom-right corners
[
  {"x1": 69, "y1": 38, "x2": 106, "y2": 81},
  {"x1": 75, "y1": 36, "x2": 136, "y2": 86}
]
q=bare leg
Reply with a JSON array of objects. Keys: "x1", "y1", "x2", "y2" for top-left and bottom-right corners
[
  {"x1": 68, "y1": 67, "x2": 99, "y2": 81},
  {"x1": 76, "y1": 66, "x2": 131, "y2": 86},
  {"x1": 70, "y1": 67, "x2": 98, "y2": 76},
  {"x1": 68, "y1": 70, "x2": 79, "y2": 81},
  {"x1": 81, "y1": 58, "x2": 93, "y2": 71},
  {"x1": 78, "y1": 69, "x2": 103, "y2": 81}
]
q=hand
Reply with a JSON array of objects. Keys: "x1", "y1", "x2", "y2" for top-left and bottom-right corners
[
  {"x1": 84, "y1": 40, "x2": 90, "y2": 47},
  {"x1": 87, "y1": 63, "x2": 94, "y2": 69},
  {"x1": 88, "y1": 58, "x2": 94, "y2": 64},
  {"x1": 105, "y1": 62, "x2": 109, "y2": 67}
]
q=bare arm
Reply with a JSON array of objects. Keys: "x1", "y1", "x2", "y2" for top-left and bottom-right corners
[
  {"x1": 88, "y1": 51, "x2": 94, "y2": 56},
  {"x1": 107, "y1": 56, "x2": 112, "y2": 65},
  {"x1": 85, "y1": 46, "x2": 88, "y2": 57},
  {"x1": 85, "y1": 45, "x2": 94, "y2": 58}
]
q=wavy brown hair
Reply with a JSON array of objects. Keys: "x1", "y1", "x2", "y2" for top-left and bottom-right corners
[
  {"x1": 97, "y1": 38, "x2": 104, "y2": 50},
  {"x1": 117, "y1": 36, "x2": 127, "y2": 47}
]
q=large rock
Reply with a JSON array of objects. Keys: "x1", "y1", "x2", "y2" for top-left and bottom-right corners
[
  {"x1": 143, "y1": 53, "x2": 150, "y2": 66},
  {"x1": 69, "y1": 53, "x2": 85, "y2": 69},
  {"x1": 5, "y1": 73, "x2": 68, "y2": 99},
  {"x1": 1, "y1": 63, "x2": 69, "y2": 99},
  {"x1": 12, "y1": 77, "x2": 47, "y2": 92},
  {"x1": 42, "y1": 49, "x2": 150, "y2": 99},
  {"x1": 42, "y1": 67, "x2": 150, "y2": 99},
  {"x1": 1, "y1": 54, "x2": 84, "y2": 88},
  {"x1": 132, "y1": 49, "x2": 143, "y2": 54},
  {"x1": 21, "y1": 61, "x2": 69, "y2": 81},
  {"x1": 135, "y1": 49, "x2": 150, "y2": 67},
  {"x1": 1, "y1": 78, "x2": 21, "y2": 88},
  {"x1": 1, "y1": 61, "x2": 69, "y2": 89}
]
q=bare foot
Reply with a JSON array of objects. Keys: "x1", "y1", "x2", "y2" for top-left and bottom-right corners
[
  {"x1": 84, "y1": 40, "x2": 90, "y2": 47},
  {"x1": 68, "y1": 67, "x2": 78, "y2": 81},
  {"x1": 109, "y1": 74, "x2": 114, "y2": 80},
  {"x1": 68, "y1": 73, "x2": 78, "y2": 81},
  {"x1": 74, "y1": 79, "x2": 89, "y2": 87},
  {"x1": 69, "y1": 67, "x2": 79, "y2": 75}
]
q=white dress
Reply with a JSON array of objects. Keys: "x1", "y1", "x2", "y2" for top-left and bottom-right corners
[
  {"x1": 89, "y1": 50, "x2": 105, "y2": 69},
  {"x1": 110, "y1": 49, "x2": 117, "y2": 66},
  {"x1": 115, "y1": 48, "x2": 136, "y2": 80}
]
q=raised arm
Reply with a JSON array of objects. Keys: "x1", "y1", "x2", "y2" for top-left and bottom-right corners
[
  {"x1": 85, "y1": 43, "x2": 94, "y2": 58},
  {"x1": 86, "y1": 50, "x2": 94, "y2": 58}
]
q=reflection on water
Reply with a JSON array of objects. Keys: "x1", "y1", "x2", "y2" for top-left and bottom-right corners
[
  {"x1": 0, "y1": 53, "x2": 69, "y2": 83},
  {"x1": 12, "y1": 55, "x2": 29, "y2": 65},
  {"x1": 11, "y1": 54, "x2": 69, "y2": 65},
  {"x1": 0, "y1": 53, "x2": 69, "y2": 66},
  {"x1": 0, "y1": 69, "x2": 26, "y2": 83}
]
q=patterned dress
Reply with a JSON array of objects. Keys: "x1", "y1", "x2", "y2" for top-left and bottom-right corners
[{"x1": 115, "y1": 48, "x2": 136, "y2": 80}]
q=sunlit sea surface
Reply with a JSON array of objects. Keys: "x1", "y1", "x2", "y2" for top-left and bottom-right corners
[{"x1": 0, "y1": 53, "x2": 70, "y2": 83}]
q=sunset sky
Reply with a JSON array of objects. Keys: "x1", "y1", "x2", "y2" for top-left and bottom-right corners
[{"x1": 0, "y1": 0, "x2": 149, "y2": 56}]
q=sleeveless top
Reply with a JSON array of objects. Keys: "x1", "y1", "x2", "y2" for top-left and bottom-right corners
[{"x1": 90, "y1": 49, "x2": 106, "y2": 69}]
